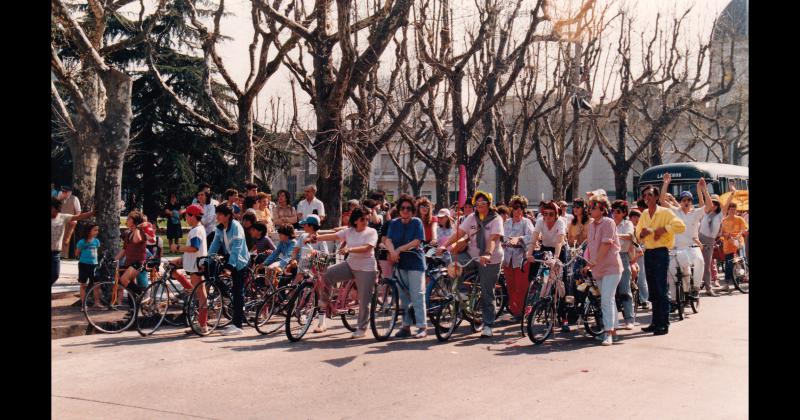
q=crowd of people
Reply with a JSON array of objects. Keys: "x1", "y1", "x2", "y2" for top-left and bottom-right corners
[{"x1": 51, "y1": 177, "x2": 749, "y2": 343}]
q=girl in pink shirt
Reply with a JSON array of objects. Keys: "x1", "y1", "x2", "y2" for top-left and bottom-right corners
[{"x1": 583, "y1": 195, "x2": 623, "y2": 346}]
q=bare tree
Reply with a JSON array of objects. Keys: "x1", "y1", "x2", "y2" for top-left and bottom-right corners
[
  {"x1": 592, "y1": 9, "x2": 737, "y2": 198},
  {"x1": 262, "y1": 0, "x2": 415, "y2": 228},
  {"x1": 487, "y1": 42, "x2": 559, "y2": 202},
  {"x1": 630, "y1": 10, "x2": 736, "y2": 167},
  {"x1": 685, "y1": 97, "x2": 748, "y2": 164},
  {"x1": 146, "y1": 0, "x2": 300, "y2": 183},
  {"x1": 51, "y1": 0, "x2": 168, "y2": 258}
]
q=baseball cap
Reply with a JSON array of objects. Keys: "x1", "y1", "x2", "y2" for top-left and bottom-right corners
[
  {"x1": 61, "y1": 185, "x2": 73, "y2": 192},
  {"x1": 709, "y1": 194, "x2": 720, "y2": 201},
  {"x1": 437, "y1": 208, "x2": 451, "y2": 219},
  {"x1": 299, "y1": 214, "x2": 321, "y2": 226},
  {"x1": 185, "y1": 204, "x2": 204, "y2": 217},
  {"x1": 679, "y1": 191, "x2": 693, "y2": 200}
]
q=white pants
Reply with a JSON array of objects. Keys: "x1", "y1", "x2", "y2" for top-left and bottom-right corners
[{"x1": 668, "y1": 247, "x2": 705, "y2": 299}]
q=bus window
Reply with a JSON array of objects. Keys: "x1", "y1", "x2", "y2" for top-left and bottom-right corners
[{"x1": 718, "y1": 178, "x2": 728, "y2": 194}]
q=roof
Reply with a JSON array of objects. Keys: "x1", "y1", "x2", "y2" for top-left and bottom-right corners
[{"x1": 639, "y1": 162, "x2": 748, "y2": 185}]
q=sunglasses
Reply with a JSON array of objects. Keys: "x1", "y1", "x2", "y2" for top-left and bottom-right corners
[
  {"x1": 475, "y1": 201, "x2": 488, "y2": 205},
  {"x1": 400, "y1": 206, "x2": 413, "y2": 211},
  {"x1": 542, "y1": 211, "x2": 556, "y2": 217},
  {"x1": 419, "y1": 204, "x2": 429, "y2": 208}
]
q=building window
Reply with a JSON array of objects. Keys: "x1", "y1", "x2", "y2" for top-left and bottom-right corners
[
  {"x1": 379, "y1": 155, "x2": 396, "y2": 176},
  {"x1": 421, "y1": 191, "x2": 433, "y2": 201}
]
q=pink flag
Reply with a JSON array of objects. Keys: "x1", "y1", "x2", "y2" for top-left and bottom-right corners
[{"x1": 458, "y1": 164, "x2": 467, "y2": 207}]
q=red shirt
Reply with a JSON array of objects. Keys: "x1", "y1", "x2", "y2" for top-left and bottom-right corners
[
  {"x1": 123, "y1": 230, "x2": 147, "y2": 264},
  {"x1": 423, "y1": 216, "x2": 437, "y2": 242}
]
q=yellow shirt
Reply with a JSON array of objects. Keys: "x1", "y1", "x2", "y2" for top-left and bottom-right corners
[
  {"x1": 721, "y1": 215, "x2": 748, "y2": 254},
  {"x1": 634, "y1": 205, "x2": 686, "y2": 250}
]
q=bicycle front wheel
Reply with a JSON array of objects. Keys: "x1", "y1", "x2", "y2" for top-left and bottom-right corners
[
  {"x1": 495, "y1": 279, "x2": 509, "y2": 318},
  {"x1": 527, "y1": 300, "x2": 556, "y2": 345},
  {"x1": 285, "y1": 282, "x2": 317, "y2": 342},
  {"x1": 254, "y1": 291, "x2": 285, "y2": 335},
  {"x1": 370, "y1": 280, "x2": 399, "y2": 341},
  {"x1": 187, "y1": 280, "x2": 224, "y2": 336},
  {"x1": 582, "y1": 296, "x2": 604, "y2": 337},
  {"x1": 732, "y1": 259, "x2": 749, "y2": 294},
  {"x1": 84, "y1": 282, "x2": 138, "y2": 334},
  {"x1": 136, "y1": 282, "x2": 169, "y2": 336},
  {"x1": 340, "y1": 281, "x2": 360, "y2": 332},
  {"x1": 432, "y1": 296, "x2": 461, "y2": 342}
]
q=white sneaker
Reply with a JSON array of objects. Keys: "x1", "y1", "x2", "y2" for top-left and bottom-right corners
[
  {"x1": 481, "y1": 326, "x2": 493, "y2": 337},
  {"x1": 601, "y1": 335, "x2": 613, "y2": 346},
  {"x1": 351, "y1": 329, "x2": 366, "y2": 338},
  {"x1": 221, "y1": 325, "x2": 243, "y2": 336},
  {"x1": 622, "y1": 322, "x2": 635, "y2": 330}
]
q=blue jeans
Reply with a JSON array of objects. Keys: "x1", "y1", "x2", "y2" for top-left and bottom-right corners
[
  {"x1": 51, "y1": 251, "x2": 61, "y2": 285},
  {"x1": 638, "y1": 257, "x2": 649, "y2": 302},
  {"x1": 616, "y1": 253, "x2": 634, "y2": 323},
  {"x1": 600, "y1": 273, "x2": 622, "y2": 331},
  {"x1": 644, "y1": 248, "x2": 670, "y2": 329},
  {"x1": 397, "y1": 269, "x2": 426, "y2": 329},
  {"x1": 479, "y1": 263, "x2": 501, "y2": 327}
]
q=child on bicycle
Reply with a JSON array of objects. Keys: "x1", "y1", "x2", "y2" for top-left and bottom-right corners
[
  {"x1": 295, "y1": 215, "x2": 329, "y2": 278},
  {"x1": 113, "y1": 211, "x2": 149, "y2": 300},
  {"x1": 169, "y1": 204, "x2": 209, "y2": 334},
  {"x1": 261, "y1": 224, "x2": 298, "y2": 277},
  {"x1": 76, "y1": 224, "x2": 102, "y2": 310}
]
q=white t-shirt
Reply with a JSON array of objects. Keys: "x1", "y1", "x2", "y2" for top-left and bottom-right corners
[
  {"x1": 297, "y1": 197, "x2": 326, "y2": 219},
  {"x1": 534, "y1": 218, "x2": 566, "y2": 248},
  {"x1": 616, "y1": 219, "x2": 635, "y2": 254},
  {"x1": 699, "y1": 211, "x2": 723, "y2": 239},
  {"x1": 200, "y1": 203, "x2": 217, "y2": 234},
  {"x1": 183, "y1": 225, "x2": 208, "y2": 273},
  {"x1": 51, "y1": 213, "x2": 73, "y2": 251},
  {"x1": 336, "y1": 227, "x2": 378, "y2": 271},
  {"x1": 296, "y1": 232, "x2": 329, "y2": 261},
  {"x1": 671, "y1": 207, "x2": 705, "y2": 249},
  {"x1": 459, "y1": 213, "x2": 505, "y2": 265}
]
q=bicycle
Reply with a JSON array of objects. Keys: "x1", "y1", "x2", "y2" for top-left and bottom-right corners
[
  {"x1": 185, "y1": 255, "x2": 235, "y2": 336},
  {"x1": 575, "y1": 269, "x2": 605, "y2": 337},
  {"x1": 423, "y1": 249, "x2": 460, "y2": 342},
  {"x1": 135, "y1": 260, "x2": 193, "y2": 336},
  {"x1": 284, "y1": 252, "x2": 357, "y2": 342},
  {"x1": 525, "y1": 256, "x2": 566, "y2": 345},
  {"x1": 253, "y1": 258, "x2": 304, "y2": 336},
  {"x1": 727, "y1": 254, "x2": 749, "y2": 294},
  {"x1": 519, "y1": 250, "x2": 553, "y2": 336},
  {"x1": 668, "y1": 247, "x2": 700, "y2": 321},
  {"x1": 83, "y1": 256, "x2": 159, "y2": 334}
]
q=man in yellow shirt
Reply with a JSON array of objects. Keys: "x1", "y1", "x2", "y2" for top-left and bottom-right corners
[{"x1": 635, "y1": 185, "x2": 686, "y2": 336}]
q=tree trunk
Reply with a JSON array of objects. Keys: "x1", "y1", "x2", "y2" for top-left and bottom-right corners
[
  {"x1": 434, "y1": 167, "x2": 450, "y2": 210},
  {"x1": 614, "y1": 166, "x2": 629, "y2": 200},
  {"x1": 348, "y1": 165, "x2": 369, "y2": 200},
  {"x1": 96, "y1": 70, "x2": 132, "y2": 260},
  {"x1": 65, "y1": 133, "x2": 99, "y2": 212},
  {"x1": 502, "y1": 172, "x2": 517, "y2": 203},
  {"x1": 236, "y1": 102, "x2": 255, "y2": 183},
  {"x1": 552, "y1": 175, "x2": 565, "y2": 202},
  {"x1": 313, "y1": 125, "x2": 343, "y2": 230}
]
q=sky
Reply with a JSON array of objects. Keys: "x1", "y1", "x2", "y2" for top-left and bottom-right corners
[{"x1": 124, "y1": 0, "x2": 736, "y2": 128}]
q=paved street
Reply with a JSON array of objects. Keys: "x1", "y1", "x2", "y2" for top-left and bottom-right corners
[{"x1": 52, "y1": 292, "x2": 747, "y2": 420}]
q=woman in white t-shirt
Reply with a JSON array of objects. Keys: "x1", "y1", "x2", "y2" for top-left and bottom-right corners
[
  {"x1": 611, "y1": 199, "x2": 636, "y2": 330},
  {"x1": 527, "y1": 201, "x2": 567, "y2": 265},
  {"x1": 306, "y1": 206, "x2": 378, "y2": 338},
  {"x1": 437, "y1": 191, "x2": 504, "y2": 337}
]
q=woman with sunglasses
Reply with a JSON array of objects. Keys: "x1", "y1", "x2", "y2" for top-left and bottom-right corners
[
  {"x1": 611, "y1": 200, "x2": 636, "y2": 330},
  {"x1": 583, "y1": 195, "x2": 624, "y2": 345},
  {"x1": 502, "y1": 195, "x2": 534, "y2": 320},
  {"x1": 307, "y1": 206, "x2": 379, "y2": 338},
  {"x1": 567, "y1": 198, "x2": 591, "y2": 247},
  {"x1": 384, "y1": 194, "x2": 428, "y2": 338},
  {"x1": 416, "y1": 197, "x2": 438, "y2": 245},
  {"x1": 437, "y1": 191, "x2": 504, "y2": 337},
  {"x1": 527, "y1": 201, "x2": 567, "y2": 266}
]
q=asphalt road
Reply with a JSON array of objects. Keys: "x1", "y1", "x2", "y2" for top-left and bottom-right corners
[{"x1": 52, "y1": 292, "x2": 748, "y2": 420}]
